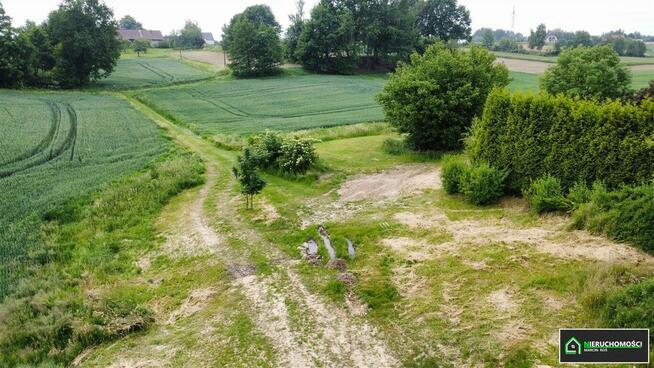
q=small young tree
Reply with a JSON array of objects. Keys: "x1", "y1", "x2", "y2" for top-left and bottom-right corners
[
  {"x1": 528, "y1": 23, "x2": 547, "y2": 50},
  {"x1": 540, "y1": 45, "x2": 631, "y2": 100},
  {"x1": 132, "y1": 38, "x2": 149, "y2": 56},
  {"x1": 233, "y1": 148, "x2": 266, "y2": 209},
  {"x1": 376, "y1": 43, "x2": 509, "y2": 151}
]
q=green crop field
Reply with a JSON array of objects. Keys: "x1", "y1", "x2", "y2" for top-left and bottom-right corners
[
  {"x1": 91, "y1": 57, "x2": 212, "y2": 90},
  {"x1": 633, "y1": 69, "x2": 654, "y2": 89},
  {"x1": 0, "y1": 90, "x2": 169, "y2": 296},
  {"x1": 135, "y1": 71, "x2": 388, "y2": 136}
]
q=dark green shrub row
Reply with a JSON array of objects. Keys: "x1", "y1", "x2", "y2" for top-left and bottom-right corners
[
  {"x1": 605, "y1": 278, "x2": 654, "y2": 329},
  {"x1": 570, "y1": 181, "x2": 654, "y2": 253},
  {"x1": 249, "y1": 131, "x2": 318, "y2": 174},
  {"x1": 468, "y1": 89, "x2": 654, "y2": 192},
  {"x1": 441, "y1": 158, "x2": 506, "y2": 205}
]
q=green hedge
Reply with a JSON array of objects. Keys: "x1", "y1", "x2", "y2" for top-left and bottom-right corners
[{"x1": 468, "y1": 89, "x2": 654, "y2": 192}]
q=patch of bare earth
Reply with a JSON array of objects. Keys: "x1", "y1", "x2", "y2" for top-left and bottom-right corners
[
  {"x1": 252, "y1": 198, "x2": 281, "y2": 225},
  {"x1": 496, "y1": 58, "x2": 551, "y2": 74},
  {"x1": 390, "y1": 211, "x2": 653, "y2": 265},
  {"x1": 338, "y1": 164, "x2": 441, "y2": 202},
  {"x1": 301, "y1": 164, "x2": 441, "y2": 228},
  {"x1": 181, "y1": 50, "x2": 228, "y2": 69},
  {"x1": 630, "y1": 64, "x2": 654, "y2": 72},
  {"x1": 167, "y1": 288, "x2": 218, "y2": 324}
]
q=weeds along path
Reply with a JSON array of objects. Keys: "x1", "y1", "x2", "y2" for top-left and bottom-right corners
[{"x1": 124, "y1": 95, "x2": 399, "y2": 368}]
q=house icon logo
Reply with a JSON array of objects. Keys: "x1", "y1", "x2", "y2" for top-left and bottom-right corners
[{"x1": 565, "y1": 337, "x2": 582, "y2": 355}]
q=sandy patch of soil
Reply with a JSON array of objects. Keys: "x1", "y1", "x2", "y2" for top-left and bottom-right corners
[
  {"x1": 392, "y1": 212, "x2": 652, "y2": 265},
  {"x1": 439, "y1": 282, "x2": 464, "y2": 326},
  {"x1": 382, "y1": 236, "x2": 458, "y2": 261},
  {"x1": 392, "y1": 264, "x2": 429, "y2": 299},
  {"x1": 252, "y1": 199, "x2": 281, "y2": 225},
  {"x1": 338, "y1": 164, "x2": 441, "y2": 202},
  {"x1": 167, "y1": 288, "x2": 218, "y2": 324},
  {"x1": 496, "y1": 58, "x2": 551, "y2": 74},
  {"x1": 630, "y1": 64, "x2": 654, "y2": 72},
  {"x1": 158, "y1": 165, "x2": 225, "y2": 257},
  {"x1": 181, "y1": 50, "x2": 228, "y2": 69},
  {"x1": 487, "y1": 288, "x2": 518, "y2": 314}
]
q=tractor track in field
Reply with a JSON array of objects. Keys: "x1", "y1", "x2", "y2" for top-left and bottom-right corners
[
  {"x1": 114, "y1": 97, "x2": 400, "y2": 368},
  {"x1": 0, "y1": 101, "x2": 78, "y2": 178},
  {"x1": 187, "y1": 87, "x2": 379, "y2": 120},
  {"x1": 0, "y1": 103, "x2": 58, "y2": 167},
  {"x1": 139, "y1": 61, "x2": 176, "y2": 83}
]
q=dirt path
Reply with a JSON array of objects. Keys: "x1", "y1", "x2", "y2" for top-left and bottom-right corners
[
  {"x1": 116, "y1": 97, "x2": 399, "y2": 368},
  {"x1": 497, "y1": 57, "x2": 654, "y2": 74}
]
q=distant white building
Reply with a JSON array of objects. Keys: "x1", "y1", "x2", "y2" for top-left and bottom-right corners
[
  {"x1": 202, "y1": 32, "x2": 216, "y2": 46},
  {"x1": 545, "y1": 33, "x2": 558, "y2": 44}
]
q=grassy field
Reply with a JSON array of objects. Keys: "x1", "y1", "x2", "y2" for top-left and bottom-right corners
[
  {"x1": 633, "y1": 69, "x2": 654, "y2": 89},
  {"x1": 508, "y1": 70, "x2": 652, "y2": 93},
  {"x1": 135, "y1": 70, "x2": 387, "y2": 137},
  {"x1": 493, "y1": 50, "x2": 654, "y2": 65},
  {"x1": 91, "y1": 57, "x2": 213, "y2": 90},
  {"x1": 0, "y1": 90, "x2": 170, "y2": 297},
  {"x1": 509, "y1": 71, "x2": 540, "y2": 93}
]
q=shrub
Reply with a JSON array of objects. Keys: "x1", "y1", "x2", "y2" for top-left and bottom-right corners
[
  {"x1": 250, "y1": 131, "x2": 284, "y2": 168},
  {"x1": 468, "y1": 89, "x2": 654, "y2": 192},
  {"x1": 459, "y1": 163, "x2": 506, "y2": 205},
  {"x1": 277, "y1": 136, "x2": 318, "y2": 174},
  {"x1": 570, "y1": 181, "x2": 654, "y2": 253},
  {"x1": 381, "y1": 138, "x2": 408, "y2": 155},
  {"x1": 567, "y1": 181, "x2": 592, "y2": 209},
  {"x1": 441, "y1": 155, "x2": 468, "y2": 194},
  {"x1": 604, "y1": 278, "x2": 654, "y2": 329},
  {"x1": 540, "y1": 46, "x2": 631, "y2": 100},
  {"x1": 525, "y1": 176, "x2": 570, "y2": 213},
  {"x1": 248, "y1": 132, "x2": 318, "y2": 175},
  {"x1": 376, "y1": 43, "x2": 509, "y2": 151}
]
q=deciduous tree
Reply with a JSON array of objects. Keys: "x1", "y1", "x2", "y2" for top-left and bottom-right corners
[
  {"x1": 528, "y1": 23, "x2": 547, "y2": 50},
  {"x1": 540, "y1": 45, "x2": 631, "y2": 100},
  {"x1": 415, "y1": 0, "x2": 471, "y2": 42},
  {"x1": 233, "y1": 148, "x2": 267, "y2": 209},
  {"x1": 377, "y1": 43, "x2": 509, "y2": 151},
  {"x1": 0, "y1": 2, "x2": 23, "y2": 87},
  {"x1": 119, "y1": 15, "x2": 142, "y2": 30},
  {"x1": 46, "y1": 0, "x2": 121, "y2": 87}
]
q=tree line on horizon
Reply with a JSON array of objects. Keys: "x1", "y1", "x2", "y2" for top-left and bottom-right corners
[{"x1": 222, "y1": 0, "x2": 474, "y2": 76}]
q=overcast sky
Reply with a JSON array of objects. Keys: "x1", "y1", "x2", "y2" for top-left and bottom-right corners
[{"x1": 3, "y1": 0, "x2": 654, "y2": 40}]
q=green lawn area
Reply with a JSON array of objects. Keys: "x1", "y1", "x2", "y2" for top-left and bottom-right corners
[
  {"x1": 509, "y1": 71, "x2": 540, "y2": 93},
  {"x1": 91, "y1": 56, "x2": 213, "y2": 89},
  {"x1": 135, "y1": 70, "x2": 387, "y2": 136}
]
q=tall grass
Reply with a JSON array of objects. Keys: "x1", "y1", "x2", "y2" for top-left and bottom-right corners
[{"x1": 0, "y1": 151, "x2": 204, "y2": 367}]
